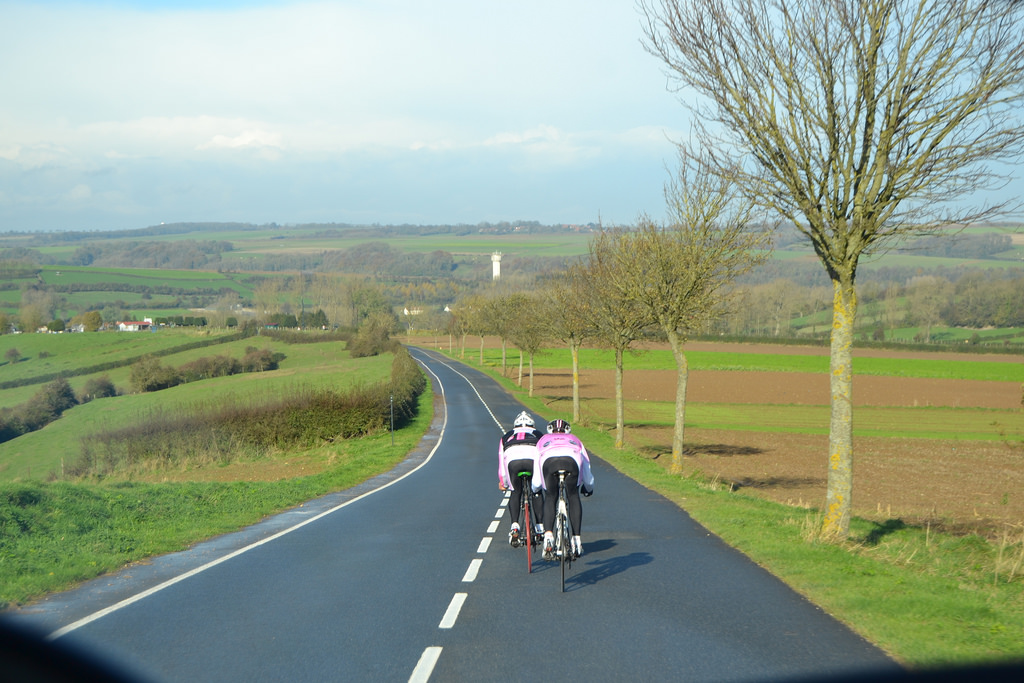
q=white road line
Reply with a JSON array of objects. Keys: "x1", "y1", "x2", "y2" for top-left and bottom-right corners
[
  {"x1": 409, "y1": 646, "x2": 443, "y2": 683},
  {"x1": 420, "y1": 353, "x2": 504, "y2": 430},
  {"x1": 439, "y1": 593, "x2": 468, "y2": 629},
  {"x1": 462, "y1": 559, "x2": 483, "y2": 582},
  {"x1": 48, "y1": 353, "x2": 453, "y2": 642},
  {"x1": 487, "y1": 520, "x2": 499, "y2": 534},
  {"x1": 493, "y1": 508, "x2": 504, "y2": 519},
  {"x1": 477, "y1": 537, "x2": 492, "y2": 553}
]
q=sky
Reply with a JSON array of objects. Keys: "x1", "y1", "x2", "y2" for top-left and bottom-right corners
[{"x1": 0, "y1": 0, "x2": 689, "y2": 232}]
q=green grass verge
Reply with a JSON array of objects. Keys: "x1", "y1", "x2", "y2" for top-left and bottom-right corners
[
  {"x1": 0, "y1": 385, "x2": 433, "y2": 608},
  {"x1": 464, "y1": 354, "x2": 1024, "y2": 668}
]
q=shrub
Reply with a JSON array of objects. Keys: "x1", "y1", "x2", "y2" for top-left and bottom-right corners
[
  {"x1": 240, "y1": 348, "x2": 280, "y2": 372},
  {"x1": 129, "y1": 356, "x2": 182, "y2": 393},
  {"x1": 179, "y1": 355, "x2": 241, "y2": 382},
  {"x1": 348, "y1": 312, "x2": 397, "y2": 358},
  {"x1": 78, "y1": 376, "x2": 118, "y2": 403}
]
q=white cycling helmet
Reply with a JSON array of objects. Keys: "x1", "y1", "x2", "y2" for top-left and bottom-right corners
[{"x1": 513, "y1": 411, "x2": 534, "y2": 429}]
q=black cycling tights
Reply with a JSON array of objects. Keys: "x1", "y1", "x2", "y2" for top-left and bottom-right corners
[
  {"x1": 542, "y1": 457, "x2": 581, "y2": 535},
  {"x1": 507, "y1": 459, "x2": 543, "y2": 528}
]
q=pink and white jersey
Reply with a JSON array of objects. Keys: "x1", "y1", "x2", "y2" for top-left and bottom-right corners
[
  {"x1": 498, "y1": 426, "x2": 541, "y2": 489},
  {"x1": 534, "y1": 432, "x2": 595, "y2": 491}
]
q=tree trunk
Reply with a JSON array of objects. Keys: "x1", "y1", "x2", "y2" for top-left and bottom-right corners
[
  {"x1": 666, "y1": 329, "x2": 688, "y2": 475},
  {"x1": 478, "y1": 336, "x2": 484, "y2": 365},
  {"x1": 517, "y1": 350, "x2": 524, "y2": 386},
  {"x1": 501, "y1": 339, "x2": 507, "y2": 375},
  {"x1": 615, "y1": 346, "x2": 625, "y2": 449},
  {"x1": 823, "y1": 277, "x2": 856, "y2": 536},
  {"x1": 528, "y1": 352, "x2": 535, "y2": 397},
  {"x1": 570, "y1": 340, "x2": 581, "y2": 423}
]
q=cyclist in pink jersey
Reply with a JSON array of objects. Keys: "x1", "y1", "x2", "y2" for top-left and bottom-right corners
[
  {"x1": 533, "y1": 418, "x2": 594, "y2": 559},
  {"x1": 498, "y1": 411, "x2": 544, "y2": 547}
]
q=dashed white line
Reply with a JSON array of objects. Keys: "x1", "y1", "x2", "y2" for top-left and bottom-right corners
[
  {"x1": 409, "y1": 646, "x2": 443, "y2": 683},
  {"x1": 487, "y1": 520, "x2": 499, "y2": 534},
  {"x1": 439, "y1": 593, "x2": 468, "y2": 629},
  {"x1": 477, "y1": 537, "x2": 492, "y2": 553},
  {"x1": 462, "y1": 559, "x2": 483, "y2": 582}
]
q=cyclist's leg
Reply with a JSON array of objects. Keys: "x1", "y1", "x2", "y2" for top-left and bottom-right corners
[
  {"x1": 563, "y1": 465, "x2": 582, "y2": 535},
  {"x1": 506, "y1": 460, "x2": 526, "y2": 527},
  {"x1": 531, "y1": 486, "x2": 545, "y2": 536},
  {"x1": 541, "y1": 458, "x2": 570, "y2": 531}
]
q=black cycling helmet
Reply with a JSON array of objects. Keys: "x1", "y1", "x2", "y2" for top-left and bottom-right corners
[{"x1": 547, "y1": 419, "x2": 571, "y2": 434}]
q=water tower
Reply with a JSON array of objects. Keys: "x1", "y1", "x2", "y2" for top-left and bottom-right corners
[{"x1": 491, "y1": 251, "x2": 502, "y2": 280}]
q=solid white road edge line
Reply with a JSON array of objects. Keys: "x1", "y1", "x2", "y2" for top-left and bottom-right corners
[{"x1": 48, "y1": 353, "x2": 452, "y2": 642}]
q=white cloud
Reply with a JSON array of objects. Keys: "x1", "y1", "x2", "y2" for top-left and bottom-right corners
[
  {"x1": 67, "y1": 184, "x2": 93, "y2": 201},
  {"x1": 0, "y1": 0, "x2": 685, "y2": 229}
]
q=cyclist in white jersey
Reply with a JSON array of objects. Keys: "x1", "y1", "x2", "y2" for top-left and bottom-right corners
[
  {"x1": 534, "y1": 419, "x2": 594, "y2": 559},
  {"x1": 498, "y1": 411, "x2": 544, "y2": 547}
]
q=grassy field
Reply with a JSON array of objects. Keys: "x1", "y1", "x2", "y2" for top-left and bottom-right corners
[
  {"x1": 481, "y1": 346, "x2": 1024, "y2": 382},
  {"x1": 0, "y1": 328, "x2": 426, "y2": 606},
  {"x1": 0, "y1": 330, "x2": 371, "y2": 481},
  {"x1": 595, "y1": 398, "x2": 1021, "y2": 441}
]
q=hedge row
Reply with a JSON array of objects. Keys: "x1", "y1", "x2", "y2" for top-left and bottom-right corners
[
  {"x1": 71, "y1": 347, "x2": 426, "y2": 478},
  {"x1": 0, "y1": 330, "x2": 252, "y2": 391}
]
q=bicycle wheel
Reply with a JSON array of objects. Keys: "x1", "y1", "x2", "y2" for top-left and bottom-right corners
[
  {"x1": 559, "y1": 507, "x2": 571, "y2": 592},
  {"x1": 523, "y1": 487, "x2": 533, "y2": 573}
]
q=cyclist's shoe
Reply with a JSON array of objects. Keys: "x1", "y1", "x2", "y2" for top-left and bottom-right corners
[
  {"x1": 542, "y1": 532, "x2": 555, "y2": 561},
  {"x1": 508, "y1": 523, "x2": 521, "y2": 548},
  {"x1": 572, "y1": 536, "x2": 583, "y2": 559}
]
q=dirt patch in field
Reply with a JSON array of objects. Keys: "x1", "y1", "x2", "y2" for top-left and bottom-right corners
[{"x1": 517, "y1": 341, "x2": 1024, "y2": 534}]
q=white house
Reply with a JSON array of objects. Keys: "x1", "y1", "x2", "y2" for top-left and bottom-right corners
[{"x1": 117, "y1": 318, "x2": 153, "y2": 332}]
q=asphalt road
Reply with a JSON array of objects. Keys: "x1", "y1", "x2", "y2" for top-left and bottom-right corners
[{"x1": 3, "y1": 348, "x2": 900, "y2": 682}]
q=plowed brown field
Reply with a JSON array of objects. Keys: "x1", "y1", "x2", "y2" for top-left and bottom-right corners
[{"x1": 496, "y1": 341, "x2": 1024, "y2": 535}]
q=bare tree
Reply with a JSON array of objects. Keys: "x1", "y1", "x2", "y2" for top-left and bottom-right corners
[
  {"x1": 606, "y1": 148, "x2": 769, "y2": 472},
  {"x1": 506, "y1": 291, "x2": 547, "y2": 396},
  {"x1": 544, "y1": 267, "x2": 597, "y2": 423},
  {"x1": 587, "y1": 228, "x2": 653, "y2": 449},
  {"x1": 642, "y1": 0, "x2": 1024, "y2": 534},
  {"x1": 906, "y1": 276, "x2": 953, "y2": 342}
]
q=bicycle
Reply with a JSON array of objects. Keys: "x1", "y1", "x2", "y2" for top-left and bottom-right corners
[
  {"x1": 550, "y1": 469, "x2": 574, "y2": 592},
  {"x1": 511, "y1": 470, "x2": 540, "y2": 572}
]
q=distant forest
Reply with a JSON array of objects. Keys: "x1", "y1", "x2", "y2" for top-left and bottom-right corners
[{"x1": 0, "y1": 221, "x2": 1017, "y2": 287}]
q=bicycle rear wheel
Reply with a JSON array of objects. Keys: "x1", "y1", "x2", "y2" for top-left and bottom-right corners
[
  {"x1": 559, "y1": 510, "x2": 571, "y2": 592},
  {"x1": 523, "y1": 490, "x2": 533, "y2": 573}
]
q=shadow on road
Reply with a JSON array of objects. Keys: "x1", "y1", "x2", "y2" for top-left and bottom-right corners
[{"x1": 564, "y1": 543, "x2": 654, "y2": 591}]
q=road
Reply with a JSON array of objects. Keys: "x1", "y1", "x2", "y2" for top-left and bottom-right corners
[{"x1": 3, "y1": 348, "x2": 899, "y2": 682}]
